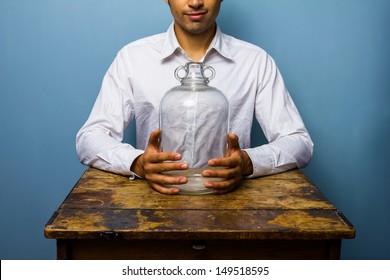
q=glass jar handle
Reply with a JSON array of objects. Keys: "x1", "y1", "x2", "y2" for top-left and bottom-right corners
[
  {"x1": 202, "y1": 65, "x2": 216, "y2": 81},
  {"x1": 174, "y1": 66, "x2": 188, "y2": 82}
]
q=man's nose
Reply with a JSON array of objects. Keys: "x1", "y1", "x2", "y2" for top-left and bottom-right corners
[{"x1": 188, "y1": 0, "x2": 204, "y2": 9}]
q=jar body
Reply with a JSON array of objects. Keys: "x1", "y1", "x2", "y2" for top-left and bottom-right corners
[{"x1": 159, "y1": 63, "x2": 229, "y2": 194}]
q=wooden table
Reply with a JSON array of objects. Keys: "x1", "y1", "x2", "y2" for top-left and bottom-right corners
[{"x1": 44, "y1": 167, "x2": 355, "y2": 260}]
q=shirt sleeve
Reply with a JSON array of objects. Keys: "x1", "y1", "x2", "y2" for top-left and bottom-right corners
[
  {"x1": 243, "y1": 54, "x2": 314, "y2": 178},
  {"x1": 76, "y1": 51, "x2": 144, "y2": 176}
]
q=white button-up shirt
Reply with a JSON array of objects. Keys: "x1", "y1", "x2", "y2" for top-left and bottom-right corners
[{"x1": 76, "y1": 23, "x2": 313, "y2": 178}]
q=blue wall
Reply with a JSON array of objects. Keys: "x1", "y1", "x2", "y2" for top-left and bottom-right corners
[{"x1": 0, "y1": 0, "x2": 388, "y2": 259}]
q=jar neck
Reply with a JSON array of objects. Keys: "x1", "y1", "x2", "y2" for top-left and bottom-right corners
[{"x1": 181, "y1": 62, "x2": 209, "y2": 86}]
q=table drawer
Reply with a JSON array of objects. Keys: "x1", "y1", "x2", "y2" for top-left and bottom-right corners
[{"x1": 58, "y1": 239, "x2": 341, "y2": 260}]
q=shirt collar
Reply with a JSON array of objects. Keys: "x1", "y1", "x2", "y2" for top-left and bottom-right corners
[
  {"x1": 160, "y1": 23, "x2": 182, "y2": 60},
  {"x1": 160, "y1": 23, "x2": 234, "y2": 61},
  {"x1": 208, "y1": 25, "x2": 234, "y2": 61}
]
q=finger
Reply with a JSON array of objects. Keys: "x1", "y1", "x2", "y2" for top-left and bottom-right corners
[
  {"x1": 147, "y1": 174, "x2": 188, "y2": 195},
  {"x1": 207, "y1": 155, "x2": 241, "y2": 169},
  {"x1": 205, "y1": 178, "x2": 239, "y2": 194},
  {"x1": 146, "y1": 151, "x2": 183, "y2": 164},
  {"x1": 149, "y1": 182, "x2": 181, "y2": 195},
  {"x1": 206, "y1": 178, "x2": 239, "y2": 189},
  {"x1": 203, "y1": 166, "x2": 239, "y2": 179},
  {"x1": 145, "y1": 161, "x2": 189, "y2": 174},
  {"x1": 227, "y1": 133, "x2": 240, "y2": 152},
  {"x1": 146, "y1": 129, "x2": 161, "y2": 150},
  {"x1": 146, "y1": 171, "x2": 188, "y2": 185}
]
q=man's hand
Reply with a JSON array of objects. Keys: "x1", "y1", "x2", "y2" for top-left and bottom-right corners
[
  {"x1": 202, "y1": 133, "x2": 253, "y2": 194},
  {"x1": 131, "y1": 129, "x2": 188, "y2": 194}
]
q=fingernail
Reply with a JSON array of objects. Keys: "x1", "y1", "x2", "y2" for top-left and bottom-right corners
[
  {"x1": 208, "y1": 161, "x2": 216, "y2": 166},
  {"x1": 174, "y1": 154, "x2": 182, "y2": 160},
  {"x1": 205, "y1": 182, "x2": 213, "y2": 187},
  {"x1": 180, "y1": 163, "x2": 188, "y2": 169},
  {"x1": 203, "y1": 172, "x2": 210, "y2": 177},
  {"x1": 179, "y1": 178, "x2": 187, "y2": 184}
]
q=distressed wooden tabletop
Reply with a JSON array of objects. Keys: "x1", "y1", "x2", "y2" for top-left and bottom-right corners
[{"x1": 45, "y1": 167, "x2": 355, "y2": 240}]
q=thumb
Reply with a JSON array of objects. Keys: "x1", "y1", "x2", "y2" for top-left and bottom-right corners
[
  {"x1": 146, "y1": 129, "x2": 161, "y2": 151},
  {"x1": 227, "y1": 133, "x2": 240, "y2": 152}
]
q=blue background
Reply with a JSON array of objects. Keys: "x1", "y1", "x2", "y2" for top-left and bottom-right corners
[{"x1": 0, "y1": 0, "x2": 389, "y2": 259}]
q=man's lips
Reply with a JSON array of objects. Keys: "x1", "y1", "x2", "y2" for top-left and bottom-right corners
[{"x1": 186, "y1": 11, "x2": 207, "y2": 21}]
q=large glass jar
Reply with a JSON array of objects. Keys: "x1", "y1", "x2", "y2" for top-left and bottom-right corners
[{"x1": 159, "y1": 62, "x2": 229, "y2": 195}]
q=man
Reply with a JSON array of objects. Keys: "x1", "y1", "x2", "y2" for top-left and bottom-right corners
[{"x1": 76, "y1": 0, "x2": 313, "y2": 195}]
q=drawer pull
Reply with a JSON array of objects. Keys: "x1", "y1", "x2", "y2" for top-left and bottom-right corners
[{"x1": 192, "y1": 241, "x2": 206, "y2": 250}]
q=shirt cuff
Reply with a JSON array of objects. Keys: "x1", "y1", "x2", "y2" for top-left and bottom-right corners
[
  {"x1": 243, "y1": 145, "x2": 275, "y2": 178},
  {"x1": 95, "y1": 145, "x2": 144, "y2": 176},
  {"x1": 128, "y1": 171, "x2": 143, "y2": 180}
]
